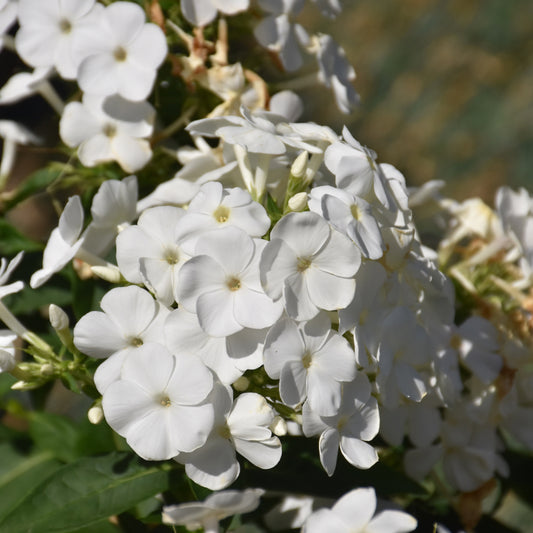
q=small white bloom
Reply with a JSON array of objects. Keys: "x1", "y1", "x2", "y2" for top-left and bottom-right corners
[
  {"x1": 75, "y1": 1, "x2": 167, "y2": 101},
  {"x1": 102, "y1": 344, "x2": 214, "y2": 460},
  {"x1": 0, "y1": 251, "x2": 24, "y2": 299},
  {"x1": 60, "y1": 94, "x2": 154, "y2": 172}
]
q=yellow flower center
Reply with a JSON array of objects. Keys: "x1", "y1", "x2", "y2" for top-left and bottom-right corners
[
  {"x1": 114, "y1": 46, "x2": 127, "y2": 62},
  {"x1": 227, "y1": 276, "x2": 241, "y2": 291},
  {"x1": 297, "y1": 257, "x2": 312, "y2": 273},
  {"x1": 213, "y1": 205, "x2": 231, "y2": 224}
]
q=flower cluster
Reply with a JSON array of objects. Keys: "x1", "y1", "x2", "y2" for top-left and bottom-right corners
[{"x1": 1, "y1": 1, "x2": 532, "y2": 532}]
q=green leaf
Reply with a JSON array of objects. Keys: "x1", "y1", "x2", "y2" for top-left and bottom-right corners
[
  {"x1": 7, "y1": 285, "x2": 72, "y2": 315},
  {"x1": 0, "y1": 445, "x2": 62, "y2": 522},
  {"x1": 0, "y1": 452, "x2": 171, "y2": 533},
  {"x1": 2, "y1": 167, "x2": 62, "y2": 211},
  {"x1": 0, "y1": 220, "x2": 43, "y2": 255}
]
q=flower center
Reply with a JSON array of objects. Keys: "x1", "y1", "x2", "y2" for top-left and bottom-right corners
[
  {"x1": 59, "y1": 18, "x2": 72, "y2": 34},
  {"x1": 130, "y1": 337, "x2": 143, "y2": 347},
  {"x1": 227, "y1": 276, "x2": 241, "y2": 291},
  {"x1": 114, "y1": 46, "x2": 128, "y2": 62},
  {"x1": 165, "y1": 249, "x2": 179, "y2": 265},
  {"x1": 159, "y1": 395, "x2": 171, "y2": 407},
  {"x1": 302, "y1": 351, "x2": 313, "y2": 369},
  {"x1": 350, "y1": 204, "x2": 362, "y2": 220},
  {"x1": 213, "y1": 205, "x2": 230, "y2": 224},
  {"x1": 103, "y1": 123, "x2": 117, "y2": 138},
  {"x1": 450, "y1": 334, "x2": 462, "y2": 351},
  {"x1": 296, "y1": 256, "x2": 312, "y2": 273},
  {"x1": 218, "y1": 423, "x2": 232, "y2": 440}
]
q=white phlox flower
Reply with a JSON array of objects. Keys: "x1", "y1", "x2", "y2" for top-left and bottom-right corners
[
  {"x1": 73, "y1": 285, "x2": 169, "y2": 393},
  {"x1": 338, "y1": 261, "x2": 389, "y2": 369},
  {"x1": 302, "y1": 487, "x2": 417, "y2": 533},
  {"x1": 325, "y1": 127, "x2": 390, "y2": 207},
  {"x1": 116, "y1": 205, "x2": 191, "y2": 306},
  {"x1": 60, "y1": 93, "x2": 155, "y2": 172},
  {"x1": 0, "y1": 251, "x2": 24, "y2": 299},
  {"x1": 375, "y1": 307, "x2": 431, "y2": 409},
  {"x1": 82, "y1": 175, "x2": 138, "y2": 256},
  {"x1": 164, "y1": 307, "x2": 244, "y2": 385},
  {"x1": 263, "y1": 313, "x2": 356, "y2": 416},
  {"x1": 102, "y1": 343, "x2": 214, "y2": 460},
  {"x1": 163, "y1": 488, "x2": 264, "y2": 532},
  {"x1": 177, "y1": 181, "x2": 271, "y2": 251},
  {"x1": 0, "y1": 329, "x2": 17, "y2": 373},
  {"x1": 0, "y1": 67, "x2": 54, "y2": 106},
  {"x1": 254, "y1": 0, "x2": 309, "y2": 72},
  {"x1": 260, "y1": 211, "x2": 360, "y2": 321},
  {"x1": 15, "y1": 0, "x2": 103, "y2": 79},
  {"x1": 302, "y1": 373, "x2": 379, "y2": 475},
  {"x1": 404, "y1": 410, "x2": 509, "y2": 493},
  {"x1": 309, "y1": 34, "x2": 359, "y2": 114},
  {"x1": 180, "y1": 0, "x2": 250, "y2": 27},
  {"x1": 177, "y1": 226, "x2": 283, "y2": 336},
  {"x1": 308, "y1": 185, "x2": 385, "y2": 259},
  {"x1": 176, "y1": 384, "x2": 281, "y2": 490},
  {"x1": 75, "y1": 1, "x2": 167, "y2": 101},
  {"x1": 30, "y1": 196, "x2": 85, "y2": 289}
]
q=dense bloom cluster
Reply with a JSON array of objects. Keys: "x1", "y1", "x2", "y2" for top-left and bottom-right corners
[{"x1": 1, "y1": 1, "x2": 532, "y2": 532}]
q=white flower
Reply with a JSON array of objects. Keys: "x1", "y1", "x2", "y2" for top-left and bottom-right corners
[
  {"x1": 60, "y1": 93, "x2": 154, "y2": 173},
  {"x1": 75, "y1": 1, "x2": 167, "y2": 101},
  {"x1": 308, "y1": 185, "x2": 385, "y2": 259},
  {"x1": 163, "y1": 488, "x2": 264, "y2": 531},
  {"x1": 177, "y1": 227, "x2": 283, "y2": 336},
  {"x1": 102, "y1": 343, "x2": 214, "y2": 460},
  {"x1": 0, "y1": 251, "x2": 24, "y2": 299},
  {"x1": 310, "y1": 34, "x2": 359, "y2": 114},
  {"x1": 30, "y1": 196, "x2": 85, "y2": 289},
  {"x1": 260, "y1": 211, "x2": 360, "y2": 321},
  {"x1": 0, "y1": 329, "x2": 17, "y2": 373},
  {"x1": 254, "y1": 0, "x2": 309, "y2": 72},
  {"x1": 177, "y1": 182, "x2": 271, "y2": 249},
  {"x1": 73, "y1": 285, "x2": 169, "y2": 393},
  {"x1": 0, "y1": 67, "x2": 53, "y2": 106},
  {"x1": 180, "y1": 0, "x2": 249, "y2": 27},
  {"x1": 263, "y1": 313, "x2": 356, "y2": 416},
  {"x1": 15, "y1": 0, "x2": 102, "y2": 80},
  {"x1": 303, "y1": 487, "x2": 417, "y2": 533},
  {"x1": 176, "y1": 384, "x2": 281, "y2": 490},
  {"x1": 302, "y1": 373, "x2": 379, "y2": 475},
  {"x1": 116, "y1": 206, "x2": 190, "y2": 306}
]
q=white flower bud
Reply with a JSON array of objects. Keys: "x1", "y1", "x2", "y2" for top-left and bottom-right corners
[
  {"x1": 91, "y1": 265, "x2": 122, "y2": 283},
  {"x1": 288, "y1": 192, "x2": 308, "y2": 212},
  {"x1": 88, "y1": 405, "x2": 104, "y2": 425},
  {"x1": 270, "y1": 416, "x2": 287, "y2": 437},
  {"x1": 40, "y1": 363, "x2": 54, "y2": 376},
  {"x1": 49, "y1": 304, "x2": 69, "y2": 331},
  {"x1": 291, "y1": 151, "x2": 308, "y2": 178}
]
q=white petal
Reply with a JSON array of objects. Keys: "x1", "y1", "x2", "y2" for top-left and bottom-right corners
[
  {"x1": 234, "y1": 436, "x2": 282, "y2": 469},
  {"x1": 319, "y1": 427, "x2": 339, "y2": 476},
  {"x1": 197, "y1": 289, "x2": 242, "y2": 337},
  {"x1": 339, "y1": 437, "x2": 378, "y2": 469}
]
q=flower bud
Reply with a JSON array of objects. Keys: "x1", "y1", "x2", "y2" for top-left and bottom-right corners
[
  {"x1": 88, "y1": 405, "x2": 104, "y2": 425},
  {"x1": 49, "y1": 304, "x2": 69, "y2": 331},
  {"x1": 232, "y1": 376, "x2": 249, "y2": 391},
  {"x1": 91, "y1": 265, "x2": 122, "y2": 283},
  {"x1": 291, "y1": 151, "x2": 308, "y2": 178},
  {"x1": 288, "y1": 192, "x2": 308, "y2": 212},
  {"x1": 270, "y1": 416, "x2": 287, "y2": 437},
  {"x1": 40, "y1": 363, "x2": 55, "y2": 376}
]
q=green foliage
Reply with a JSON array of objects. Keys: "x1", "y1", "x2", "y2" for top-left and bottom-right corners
[{"x1": 0, "y1": 452, "x2": 172, "y2": 533}]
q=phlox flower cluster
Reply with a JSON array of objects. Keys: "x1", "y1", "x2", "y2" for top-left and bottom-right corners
[{"x1": 1, "y1": 1, "x2": 533, "y2": 531}]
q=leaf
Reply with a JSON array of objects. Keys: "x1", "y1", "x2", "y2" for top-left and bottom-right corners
[
  {"x1": 0, "y1": 444, "x2": 62, "y2": 522},
  {"x1": 0, "y1": 220, "x2": 43, "y2": 255},
  {"x1": 0, "y1": 452, "x2": 171, "y2": 533},
  {"x1": 6, "y1": 284, "x2": 72, "y2": 315}
]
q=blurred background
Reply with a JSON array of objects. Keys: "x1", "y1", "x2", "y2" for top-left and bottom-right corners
[{"x1": 303, "y1": 0, "x2": 533, "y2": 202}]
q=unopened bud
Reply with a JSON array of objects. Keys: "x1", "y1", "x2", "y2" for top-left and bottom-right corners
[
  {"x1": 88, "y1": 405, "x2": 104, "y2": 425},
  {"x1": 0, "y1": 350, "x2": 15, "y2": 373},
  {"x1": 291, "y1": 151, "x2": 308, "y2": 178},
  {"x1": 232, "y1": 376, "x2": 249, "y2": 391},
  {"x1": 288, "y1": 192, "x2": 308, "y2": 212},
  {"x1": 49, "y1": 304, "x2": 69, "y2": 331},
  {"x1": 91, "y1": 265, "x2": 122, "y2": 283},
  {"x1": 40, "y1": 363, "x2": 55, "y2": 376},
  {"x1": 270, "y1": 416, "x2": 287, "y2": 437}
]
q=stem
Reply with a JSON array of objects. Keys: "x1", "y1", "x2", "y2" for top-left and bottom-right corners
[
  {"x1": 0, "y1": 300, "x2": 28, "y2": 338},
  {"x1": 37, "y1": 80, "x2": 65, "y2": 115},
  {"x1": 151, "y1": 105, "x2": 197, "y2": 145},
  {"x1": 0, "y1": 138, "x2": 16, "y2": 191}
]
